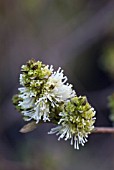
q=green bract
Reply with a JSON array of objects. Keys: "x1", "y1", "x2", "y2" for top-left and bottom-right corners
[
  {"x1": 65, "y1": 96, "x2": 95, "y2": 133},
  {"x1": 20, "y1": 59, "x2": 52, "y2": 95}
]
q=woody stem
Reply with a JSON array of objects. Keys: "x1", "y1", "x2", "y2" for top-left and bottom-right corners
[{"x1": 92, "y1": 127, "x2": 114, "y2": 133}]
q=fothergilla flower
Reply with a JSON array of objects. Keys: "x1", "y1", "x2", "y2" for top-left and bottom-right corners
[
  {"x1": 13, "y1": 59, "x2": 75, "y2": 124},
  {"x1": 48, "y1": 96, "x2": 96, "y2": 149},
  {"x1": 13, "y1": 59, "x2": 96, "y2": 149}
]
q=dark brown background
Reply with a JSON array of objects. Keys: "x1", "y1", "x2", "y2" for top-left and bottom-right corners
[{"x1": 0, "y1": 0, "x2": 114, "y2": 169}]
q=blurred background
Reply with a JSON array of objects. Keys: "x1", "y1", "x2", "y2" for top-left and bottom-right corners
[{"x1": 0, "y1": 0, "x2": 114, "y2": 169}]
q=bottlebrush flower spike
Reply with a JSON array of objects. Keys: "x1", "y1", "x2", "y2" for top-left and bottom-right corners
[
  {"x1": 13, "y1": 59, "x2": 96, "y2": 149},
  {"x1": 13, "y1": 59, "x2": 75, "y2": 124},
  {"x1": 48, "y1": 96, "x2": 96, "y2": 149}
]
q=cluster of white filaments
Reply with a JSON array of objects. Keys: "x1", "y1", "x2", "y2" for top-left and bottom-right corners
[
  {"x1": 48, "y1": 97, "x2": 96, "y2": 149},
  {"x1": 46, "y1": 67, "x2": 75, "y2": 101},
  {"x1": 48, "y1": 123, "x2": 88, "y2": 150},
  {"x1": 18, "y1": 65, "x2": 76, "y2": 124}
]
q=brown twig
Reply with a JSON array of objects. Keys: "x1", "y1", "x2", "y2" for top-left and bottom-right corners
[{"x1": 93, "y1": 127, "x2": 114, "y2": 134}]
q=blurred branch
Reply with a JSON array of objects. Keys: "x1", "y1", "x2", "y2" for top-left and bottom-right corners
[
  {"x1": 93, "y1": 127, "x2": 114, "y2": 133},
  {"x1": 46, "y1": 0, "x2": 114, "y2": 65}
]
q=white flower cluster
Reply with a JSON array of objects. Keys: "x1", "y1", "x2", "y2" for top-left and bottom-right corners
[
  {"x1": 13, "y1": 59, "x2": 96, "y2": 150},
  {"x1": 16, "y1": 60, "x2": 75, "y2": 124},
  {"x1": 48, "y1": 108, "x2": 95, "y2": 150}
]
